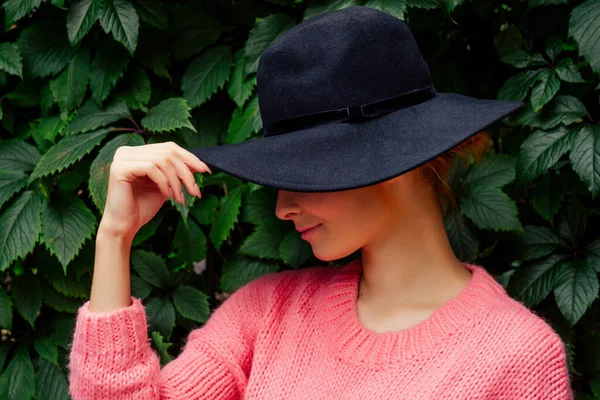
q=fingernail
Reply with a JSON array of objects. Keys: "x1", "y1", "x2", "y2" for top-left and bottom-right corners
[
  {"x1": 180, "y1": 191, "x2": 185, "y2": 206},
  {"x1": 194, "y1": 183, "x2": 201, "y2": 197}
]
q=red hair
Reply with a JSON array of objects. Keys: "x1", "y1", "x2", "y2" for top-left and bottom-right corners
[{"x1": 373, "y1": 130, "x2": 493, "y2": 216}]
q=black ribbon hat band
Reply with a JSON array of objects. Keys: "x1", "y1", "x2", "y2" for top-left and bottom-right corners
[{"x1": 263, "y1": 85, "x2": 438, "y2": 137}]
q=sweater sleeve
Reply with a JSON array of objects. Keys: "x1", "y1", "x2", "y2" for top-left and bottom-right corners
[{"x1": 67, "y1": 271, "x2": 284, "y2": 400}]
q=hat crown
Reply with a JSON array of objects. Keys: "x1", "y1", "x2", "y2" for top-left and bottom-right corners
[{"x1": 257, "y1": 6, "x2": 435, "y2": 129}]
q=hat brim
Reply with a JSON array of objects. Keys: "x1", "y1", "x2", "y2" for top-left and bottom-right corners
[{"x1": 189, "y1": 93, "x2": 524, "y2": 192}]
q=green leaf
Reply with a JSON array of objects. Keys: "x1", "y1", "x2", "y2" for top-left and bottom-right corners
[
  {"x1": 182, "y1": 46, "x2": 233, "y2": 108},
  {"x1": 0, "y1": 171, "x2": 28, "y2": 210},
  {"x1": 569, "y1": 125, "x2": 600, "y2": 198},
  {"x1": 90, "y1": 38, "x2": 131, "y2": 103},
  {"x1": 173, "y1": 218, "x2": 206, "y2": 267},
  {"x1": 141, "y1": 98, "x2": 195, "y2": 133},
  {"x1": 115, "y1": 66, "x2": 151, "y2": 110},
  {"x1": 407, "y1": 0, "x2": 442, "y2": 9},
  {"x1": 545, "y1": 36, "x2": 563, "y2": 62},
  {"x1": 568, "y1": 0, "x2": 600, "y2": 74},
  {"x1": 507, "y1": 254, "x2": 564, "y2": 307},
  {"x1": 528, "y1": 0, "x2": 569, "y2": 7},
  {"x1": 130, "y1": 249, "x2": 170, "y2": 287},
  {"x1": 516, "y1": 127, "x2": 576, "y2": 185},
  {"x1": 461, "y1": 153, "x2": 516, "y2": 188},
  {"x1": 2, "y1": 0, "x2": 42, "y2": 23},
  {"x1": 170, "y1": 12, "x2": 221, "y2": 60},
  {"x1": 11, "y1": 273, "x2": 42, "y2": 327},
  {"x1": 500, "y1": 50, "x2": 548, "y2": 68},
  {"x1": 220, "y1": 255, "x2": 279, "y2": 292},
  {"x1": 0, "y1": 287, "x2": 13, "y2": 330},
  {"x1": 512, "y1": 95, "x2": 589, "y2": 130},
  {"x1": 227, "y1": 95, "x2": 262, "y2": 144},
  {"x1": 145, "y1": 297, "x2": 175, "y2": 340},
  {"x1": 49, "y1": 47, "x2": 91, "y2": 112},
  {"x1": 88, "y1": 133, "x2": 144, "y2": 213},
  {"x1": 151, "y1": 331, "x2": 174, "y2": 367},
  {"x1": 33, "y1": 337, "x2": 58, "y2": 365},
  {"x1": 530, "y1": 171, "x2": 566, "y2": 224},
  {"x1": 0, "y1": 191, "x2": 43, "y2": 272},
  {"x1": 38, "y1": 115, "x2": 67, "y2": 142},
  {"x1": 134, "y1": 0, "x2": 168, "y2": 30},
  {"x1": 172, "y1": 285, "x2": 210, "y2": 323},
  {"x1": 240, "y1": 218, "x2": 289, "y2": 260},
  {"x1": 530, "y1": 69, "x2": 560, "y2": 112},
  {"x1": 64, "y1": 99, "x2": 131, "y2": 135},
  {"x1": 99, "y1": 0, "x2": 140, "y2": 55},
  {"x1": 555, "y1": 57, "x2": 586, "y2": 83},
  {"x1": 554, "y1": 258, "x2": 599, "y2": 325},
  {"x1": 130, "y1": 275, "x2": 153, "y2": 300},
  {"x1": 17, "y1": 20, "x2": 74, "y2": 78},
  {"x1": 210, "y1": 185, "x2": 244, "y2": 251},
  {"x1": 363, "y1": 0, "x2": 407, "y2": 20},
  {"x1": 0, "y1": 346, "x2": 35, "y2": 400},
  {"x1": 461, "y1": 185, "x2": 522, "y2": 232},
  {"x1": 40, "y1": 194, "x2": 98, "y2": 269},
  {"x1": 518, "y1": 225, "x2": 566, "y2": 262},
  {"x1": 556, "y1": 196, "x2": 587, "y2": 249},
  {"x1": 67, "y1": 0, "x2": 102, "y2": 45},
  {"x1": 0, "y1": 139, "x2": 39, "y2": 173},
  {"x1": 443, "y1": 208, "x2": 479, "y2": 263},
  {"x1": 584, "y1": 237, "x2": 600, "y2": 273},
  {"x1": 227, "y1": 48, "x2": 256, "y2": 109},
  {"x1": 279, "y1": 230, "x2": 314, "y2": 267},
  {"x1": 240, "y1": 187, "x2": 277, "y2": 225},
  {"x1": 244, "y1": 14, "x2": 295, "y2": 75},
  {"x1": 28, "y1": 128, "x2": 110, "y2": 184},
  {"x1": 4, "y1": 81, "x2": 40, "y2": 108},
  {"x1": 35, "y1": 358, "x2": 71, "y2": 400},
  {"x1": 0, "y1": 43, "x2": 23, "y2": 78},
  {"x1": 303, "y1": 0, "x2": 362, "y2": 21},
  {"x1": 39, "y1": 279, "x2": 82, "y2": 313},
  {"x1": 497, "y1": 69, "x2": 546, "y2": 102}
]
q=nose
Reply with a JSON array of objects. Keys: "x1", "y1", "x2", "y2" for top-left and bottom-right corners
[{"x1": 275, "y1": 190, "x2": 300, "y2": 221}]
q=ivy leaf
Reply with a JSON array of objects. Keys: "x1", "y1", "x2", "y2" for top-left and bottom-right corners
[
  {"x1": 569, "y1": 125, "x2": 600, "y2": 198},
  {"x1": 499, "y1": 50, "x2": 548, "y2": 69},
  {"x1": 0, "y1": 139, "x2": 40, "y2": 173},
  {"x1": 99, "y1": 0, "x2": 140, "y2": 55},
  {"x1": 151, "y1": 331, "x2": 174, "y2": 367},
  {"x1": 497, "y1": 69, "x2": 545, "y2": 102},
  {"x1": 363, "y1": 0, "x2": 407, "y2": 20},
  {"x1": 89, "y1": 133, "x2": 144, "y2": 213},
  {"x1": 0, "y1": 171, "x2": 28, "y2": 210},
  {"x1": 33, "y1": 336, "x2": 58, "y2": 365},
  {"x1": 67, "y1": 0, "x2": 102, "y2": 46},
  {"x1": 141, "y1": 98, "x2": 195, "y2": 133},
  {"x1": 134, "y1": 0, "x2": 168, "y2": 30},
  {"x1": 0, "y1": 191, "x2": 43, "y2": 272},
  {"x1": 568, "y1": 0, "x2": 600, "y2": 74},
  {"x1": 0, "y1": 346, "x2": 35, "y2": 400},
  {"x1": 182, "y1": 46, "x2": 233, "y2": 108},
  {"x1": 172, "y1": 285, "x2": 210, "y2": 323},
  {"x1": 49, "y1": 47, "x2": 91, "y2": 112},
  {"x1": 279, "y1": 230, "x2": 313, "y2": 267},
  {"x1": 35, "y1": 358, "x2": 71, "y2": 399},
  {"x1": 131, "y1": 249, "x2": 170, "y2": 288},
  {"x1": 11, "y1": 273, "x2": 42, "y2": 328},
  {"x1": 0, "y1": 43, "x2": 23, "y2": 78},
  {"x1": 227, "y1": 48, "x2": 256, "y2": 109},
  {"x1": 2, "y1": 0, "x2": 42, "y2": 23},
  {"x1": 145, "y1": 297, "x2": 175, "y2": 340},
  {"x1": 220, "y1": 255, "x2": 279, "y2": 292},
  {"x1": 171, "y1": 12, "x2": 221, "y2": 60},
  {"x1": 40, "y1": 194, "x2": 98, "y2": 270},
  {"x1": 130, "y1": 275, "x2": 153, "y2": 300},
  {"x1": 555, "y1": 57, "x2": 586, "y2": 83},
  {"x1": 115, "y1": 66, "x2": 151, "y2": 110},
  {"x1": 512, "y1": 95, "x2": 590, "y2": 130},
  {"x1": 90, "y1": 38, "x2": 130, "y2": 103},
  {"x1": 28, "y1": 128, "x2": 110, "y2": 184},
  {"x1": 461, "y1": 153, "x2": 516, "y2": 188},
  {"x1": 0, "y1": 287, "x2": 13, "y2": 330},
  {"x1": 530, "y1": 69, "x2": 560, "y2": 112},
  {"x1": 303, "y1": 0, "x2": 362, "y2": 21},
  {"x1": 226, "y1": 95, "x2": 262, "y2": 144},
  {"x1": 461, "y1": 185, "x2": 522, "y2": 232},
  {"x1": 517, "y1": 225, "x2": 566, "y2": 262},
  {"x1": 530, "y1": 171, "x2": 566, "y2": 224},
  {"x1": 516, "y1": 127, "x2": 577, "y2": 186},
  {"x1": 443, "y1": 208, "x2": 479, "y2": 263},
  {"x1": 554, "y1": 258, "x2": 599, "y2": 325},
  {"x1": 244, "y1": 14, "x2": 295, "y2": 75},
  {"x1": 507, "y1": 253, "x2": 564, "y2": 308},
  {"x1": 64, "y1": 99, "x2": 131, "y2": 135},
  {"x1": 17, "y1": 20, "x2": 74, "y2": 78},
  {"x1": 210, "y1": 185, "x2": 244, "y2": 252}
]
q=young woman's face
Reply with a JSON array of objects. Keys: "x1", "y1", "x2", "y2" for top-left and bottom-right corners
[{"x1": 275, "y1": 171, "x2": 421, "y2": 261}]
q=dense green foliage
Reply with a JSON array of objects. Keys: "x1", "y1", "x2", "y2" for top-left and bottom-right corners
[{"x1": 0, "y1": 0, "x2": 599, "y2": 398}]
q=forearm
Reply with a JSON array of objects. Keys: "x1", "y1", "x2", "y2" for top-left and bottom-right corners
[{"x1": 88, "y1": 222, "x2": 135, "y2": 313}]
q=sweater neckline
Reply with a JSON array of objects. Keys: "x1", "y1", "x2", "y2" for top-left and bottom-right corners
[{"x1": 320, "y1": 258, "x2": 505, "y2": 369}]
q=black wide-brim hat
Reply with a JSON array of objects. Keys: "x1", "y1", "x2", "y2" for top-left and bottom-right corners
[{"x1": 189, "y1": 6, "x2": 524, "y2": 193}]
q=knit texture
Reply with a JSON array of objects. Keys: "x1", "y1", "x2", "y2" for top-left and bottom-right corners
[{"x1": 67, "y1": 258, "x2": 574, "y2": 399}]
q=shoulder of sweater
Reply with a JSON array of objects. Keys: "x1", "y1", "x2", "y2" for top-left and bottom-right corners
[{"x1": 250, "y1": 264, "x2": 332, "y2": 298}]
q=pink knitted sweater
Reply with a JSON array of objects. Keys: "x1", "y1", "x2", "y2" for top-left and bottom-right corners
[{"x1": 68, "y1": 259, "x2": 574, "y2": 399}]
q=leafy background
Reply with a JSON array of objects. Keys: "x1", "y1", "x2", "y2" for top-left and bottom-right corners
[{"x1": 0, "y1": 0, "x2": 599, "y2": 398}]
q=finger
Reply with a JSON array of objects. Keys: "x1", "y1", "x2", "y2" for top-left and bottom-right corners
[
  {"x1": 121, "y1": 161, "x2": 171, "y2": 199},
  {"x1": 153, "y1": 153, "x2": 185, "y2": 205},
  {"x1": 170, "y1": 156, "x2": 202, "y2": 199},
  {"x1": 166, "y1": 142, "x2": 212, "y2": 175}
]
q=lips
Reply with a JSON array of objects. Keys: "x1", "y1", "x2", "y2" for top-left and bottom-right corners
[{"x1": 297, "y1": 224, "x2": 320, "y2": 233}]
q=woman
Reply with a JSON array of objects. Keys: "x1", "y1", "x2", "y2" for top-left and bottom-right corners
[{"x1": 67, "y1": 6, "x2": 573, "y2": 399}]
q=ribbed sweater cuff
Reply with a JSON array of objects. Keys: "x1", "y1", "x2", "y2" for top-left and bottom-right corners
[{"x1": 70, "y1": 296, "x2": 152, "y2": 371}]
